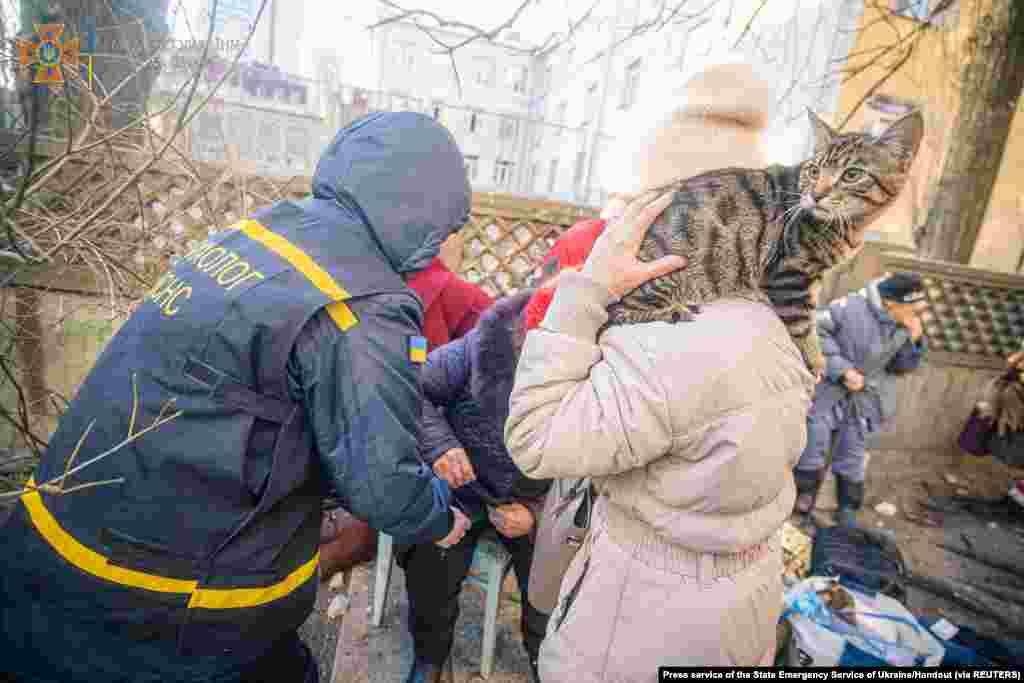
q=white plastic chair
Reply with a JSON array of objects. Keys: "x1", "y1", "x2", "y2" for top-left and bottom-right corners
[{"x1": 371, "y1": 529, "x2": 514, "y2": 678}]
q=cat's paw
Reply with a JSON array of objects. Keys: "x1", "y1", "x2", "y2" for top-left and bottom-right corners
[{"x1": 669, "y1": 305, "x2": 700, "y2": 323}]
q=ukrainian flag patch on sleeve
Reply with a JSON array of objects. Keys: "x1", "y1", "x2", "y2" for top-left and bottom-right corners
[{"x1": 409, "y1": 335, "x2": 428, "y2": 364}]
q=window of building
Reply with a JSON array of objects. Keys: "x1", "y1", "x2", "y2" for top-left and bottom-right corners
[
  {"x1": 547, "y1": 158, "x2": 559, "y2": 193},
  {"x1": 583, "y1": 82, "x2": 599, "y2": 126},
  {"x1": 507, "y1": 65, "x2": 528, "y2": 93},
  {"x1": 891, "y1": 0, "x2": 930, "y2": 20},
  {"x1": 394, "y1": 41, "x2": 416, "y2": 71},
  {"x1": 620, "y1": 58, "x2": 641, "y2": 109},
  {"x1": 493, "y1": 160, "x2": 514, "y2": 188},
  {"x1": 469, "y1": 111, "x2": 479, "y2": 133},
  {"x1": 530, "y1": 162, "x2": 541, "y2": 192},
  {"x1": 257, "y1": 120, "x2": 281, "y2": 165},
  {"x1": 671, "y1": 32, "x2": 689, "y2": 70},
  {"x1": 285, "y1": 126, "x2": 309, "y2": 169},
  {"x1": 465, "y1": 155, "x2": 479, "y2": 180},
  {"x1": 895, "y1": 0, "x2": 952, "y2": 22},
  {"x1": 554, "y1": 101, "x2": 568, "y2": 137},
  {"x1": 473, "y1": 57, "x2": 496, "y2": 86},
  {"x1": 499, "y1": 117, "x2": 519, "y2": 141},
  {"x1": 865, "y1": 94, "x2": 916, "y2": 136},
  {"x1": 572, "y1": 150, "x2": 586, "y2": 189}
]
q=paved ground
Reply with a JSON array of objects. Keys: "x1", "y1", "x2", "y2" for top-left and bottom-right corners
[
  {"x1": 302, "y1": 555, "x2": 533, "y2": 682},
  {"x1": 812, "y1": 446, "x2": 1024, "y2": 640},
  {"x1": 300, "y1": 446, "x2": 1024, "y2": 680}
]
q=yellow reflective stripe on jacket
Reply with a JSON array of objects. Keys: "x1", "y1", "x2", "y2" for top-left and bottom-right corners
[
  {"x1": 21, "y1": 482, "x2": 197, "y2": 594},
  {"x1": 231, "y1": 219, "x2": 358, "y2": 331},
  {"x1": 188, "y1": 553, "x2": 319, "y2": 609},
  {"x1": 21, "y1": 477, "x2": 319, "y2": 609}
]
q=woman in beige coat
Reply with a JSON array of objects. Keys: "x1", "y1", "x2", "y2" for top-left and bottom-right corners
[{"x1": 504, "y1": 59, "x2": 817, "y2": 679}]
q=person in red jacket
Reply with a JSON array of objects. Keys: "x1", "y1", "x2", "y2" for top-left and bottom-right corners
[
  {"x1": 319, "y1": 257, "x2": 493, "y2": 579},
  {"x1": 407, "y1": 256, "x2": 495, "y2": 351},
  {"x1": 524, "y1": 218, "x2": 609, "y2": 330}
]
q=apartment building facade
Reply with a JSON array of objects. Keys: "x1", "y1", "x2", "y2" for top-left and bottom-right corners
[
  {"x1": 530, "y1": 0, "x2": 867, "y2": 207},
  {"x1": 361, "y1": 18, "x2": 580, "y2": 198}
]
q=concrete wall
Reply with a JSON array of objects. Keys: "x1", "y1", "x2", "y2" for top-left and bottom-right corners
[
  {"x1": 870, "y1": 363, "x2": 1002, "y2": 454},
  {"x1": 2, "y1": 267, "x2": 127, "y2": 445},
  {"x1": 818, "y1": 236, "x2": 916, "y2": 304}
]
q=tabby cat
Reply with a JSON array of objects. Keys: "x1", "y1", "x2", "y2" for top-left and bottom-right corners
[{"x1": 605, "y1": 108, "x2": 924, "y2": 377}]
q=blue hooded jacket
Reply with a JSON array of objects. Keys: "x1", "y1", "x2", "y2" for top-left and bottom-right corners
[{"x1": 0, "y1": 112, "x2": 471, "y2": 682}]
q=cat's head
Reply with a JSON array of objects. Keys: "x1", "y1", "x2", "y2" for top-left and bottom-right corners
[{"x1": 797, "y1": 109, "x2": 923, "y2": 238}]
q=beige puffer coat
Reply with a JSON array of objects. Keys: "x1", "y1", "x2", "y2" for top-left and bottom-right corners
[{"x1": 505, "y1": 273, "x2": 815, "y2": 679}]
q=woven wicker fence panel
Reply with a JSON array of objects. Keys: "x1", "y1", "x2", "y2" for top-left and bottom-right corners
[
  {"x1": 19, "y1": 142, "x2": 597, "y2": 299},
  {"x1": 879, "y1": 252, "x2": 1024, "y2": 370},
  {"x1": 458, "y1": 194, "x2": 598, "y2": 297}
]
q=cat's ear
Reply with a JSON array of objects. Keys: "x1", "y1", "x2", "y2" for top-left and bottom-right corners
[
  {"x1": 878, "y1": 109, "x2": 924, "y2": 167},
  {"x1": 807, "y1": 109, "x2": 837, "y2": 154}
]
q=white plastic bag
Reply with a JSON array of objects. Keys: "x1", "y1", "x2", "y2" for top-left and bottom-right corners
[{"x1": 782, "y1": 577, "x2": 945, "y2": 667}]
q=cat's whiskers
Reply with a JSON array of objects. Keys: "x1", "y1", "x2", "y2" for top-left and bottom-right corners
[{"x1": 781, "y1": 203, "x2": 804, "y2": 238}]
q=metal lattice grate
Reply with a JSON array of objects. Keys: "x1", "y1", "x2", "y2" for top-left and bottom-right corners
[
  {"x1": 921, "y1": 278, "x2": 1024, "y2": 357},
  {"x1": 879, "y1": 252, "x2": 1024, "y2": 369}
]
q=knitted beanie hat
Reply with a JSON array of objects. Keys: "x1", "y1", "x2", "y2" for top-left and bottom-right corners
[
  {"x1": 877, "y1": 272, "x2": 925, "y2": 303},
  {"x1": 600, "y1": 54, "x2": 775, "y2": 197}
]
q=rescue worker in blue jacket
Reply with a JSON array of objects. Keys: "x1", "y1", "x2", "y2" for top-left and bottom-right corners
[
  {"x1": 793, "y1": 272, "x2": 928, "y2": 527},
  {"x1": 0, "y1": 111, "x2": 472, "y2": 683}
]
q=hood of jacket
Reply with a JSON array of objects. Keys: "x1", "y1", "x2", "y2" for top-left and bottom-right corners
[
  {"x1": 311, "y1": 112, "x2": 471, "y2": 275},
  {"x1": 862, "y1": 279, "x2": 897, "y2": 326}
]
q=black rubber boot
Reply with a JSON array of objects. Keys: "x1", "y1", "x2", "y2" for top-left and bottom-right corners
[
  {"x1": 835, "y1": 475, "x2": 865, "y2": 528},
  {"x1": 793, "y1": 468, "x2": 827, "y2": 515},
  {"x1": 521, "y1": 601, "x2": 548, "y2": 683},
  {"x1": 527, "y1": 657, "x2": 541, "y2": 683}
]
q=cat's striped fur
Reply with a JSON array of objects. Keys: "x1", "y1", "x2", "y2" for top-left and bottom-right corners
[{"x1": 605, "y1": 109, "x2": 924, "y2": 376}]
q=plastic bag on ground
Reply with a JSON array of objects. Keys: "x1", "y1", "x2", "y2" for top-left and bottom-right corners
[{"x1": 782, "y1": 577, "x2": 945, "y2": 667}]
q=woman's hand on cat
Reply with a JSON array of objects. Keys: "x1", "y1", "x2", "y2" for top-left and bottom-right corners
[{"x1": 582, "y1": 191, "x2": 687, "y2": 300}]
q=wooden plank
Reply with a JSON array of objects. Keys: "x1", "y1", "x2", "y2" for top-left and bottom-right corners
[
  {"x1": 927, "y1": 350, "x2": 1009, "y2": 371},
  {"x1": 332, "y1": 565, "x2": 371, "y2": 683},
  {"x1": 880, "y1": 252, "x2": 1024, "y2": 290},
  {"x1": 4, "y1": 264, "x2": 137, "y2": 297}
]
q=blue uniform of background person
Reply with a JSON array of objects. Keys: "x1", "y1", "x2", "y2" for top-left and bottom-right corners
[
  {"x1": 0, "y1": 112, "x2": 468, "y2": 683},
  {"x1": 794, "y1": 273, "x2": 928, "y2": 526}
]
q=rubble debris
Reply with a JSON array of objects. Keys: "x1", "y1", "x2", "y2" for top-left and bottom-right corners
[
  {"x1": 939, "y1": 542, "x2": 1024, "y2": 580},
  {"x1": 782, "y1": 521, "x2": 812, "y2": 580},
  {"x1": 327, "y1": 592, "x2": 351, "y2": 621}
]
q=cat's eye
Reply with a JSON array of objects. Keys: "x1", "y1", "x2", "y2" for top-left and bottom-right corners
[
  {"x1": 841, "y1": 168, "x2": 865, "y2": 183},
  {"x1": 806, "y1": 166, "x2": 819, "y2": 179}
]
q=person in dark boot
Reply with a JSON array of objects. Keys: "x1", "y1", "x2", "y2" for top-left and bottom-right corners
[
  {"x1": 794, "y1": 273, "x2": 928, "y2": 527},
  {"x1": 399, "y1": 289, "x2": 563, "y2": 683}
]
